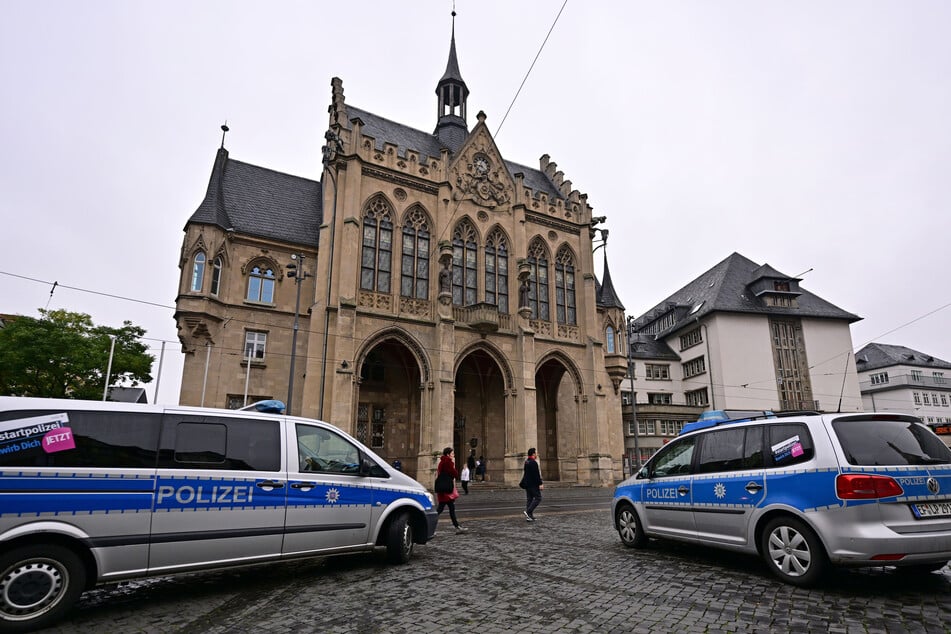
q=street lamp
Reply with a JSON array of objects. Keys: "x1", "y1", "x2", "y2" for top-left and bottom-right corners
[
  {"x1": 286, "y1": 253, "x2": 309, "y2": 416},
  {"x1": 102, "y1": 334, "x2": 117, "y2": 401},
  {"x1": 626, "y1": 315, "x2": 642, "y2": 472}
]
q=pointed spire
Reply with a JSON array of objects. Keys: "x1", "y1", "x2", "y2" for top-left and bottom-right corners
[
  {"x1": 435, "y1": 8, "x2": 469, "y2": 150},
  {"x1": 440, "y1": 12, "x2": 465, "y2": 85},
  {"x1": 598, "y1": 256, "x2": 625, "y2": 310}
]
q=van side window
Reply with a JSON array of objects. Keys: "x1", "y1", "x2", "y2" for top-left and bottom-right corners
[
  {"x1": 649, "y1": 437, "x2": 696, "y2": 478},
  {"x1": 698, "y1": 428, "x2": 745, "y2": 473},
  {"x1": 296, "y1": 424, "x2": 363, "y2": 474},
  {"x1": 158, "y1": 416, "x2": 280, "y2": 471},
  {"x1": 766, "y1": 423, "x2": 814, "y2": 468},
  {"x1": 0, "y1": 409, "x2": 159, "y2": 468}
]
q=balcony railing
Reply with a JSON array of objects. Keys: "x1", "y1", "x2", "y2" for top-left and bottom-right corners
[
  {"x1": 779, "y1": 399, "x2": 820, "y2": 411},
  {"x1": 859, "y1": 373, "x2": 950, "y2": 392}
]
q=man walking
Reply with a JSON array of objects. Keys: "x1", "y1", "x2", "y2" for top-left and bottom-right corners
[{"x1": 522, "y1": 447, "x2": 543, "y2": 521}]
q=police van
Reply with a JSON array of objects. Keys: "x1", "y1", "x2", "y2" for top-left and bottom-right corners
[
  {"x1": 613, "y1": 411, "x2": 951, "y2": 586},
  {"x1": 0, "y1": 397, "x2": 437, "y2": 632}
]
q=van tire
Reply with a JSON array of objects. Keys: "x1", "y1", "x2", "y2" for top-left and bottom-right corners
[
  {"x1": 616, "y1": 503, "x2": 648, "y2": 548},
  {"x1": 385, "y1": 512, "x2": 414, "y2": 564},
  {"x1": 0, "y1": 544, "x2": 85, "y2": 632},
  {"x1": 761, "y1": 516, "x2": 827, "y2": 586}
]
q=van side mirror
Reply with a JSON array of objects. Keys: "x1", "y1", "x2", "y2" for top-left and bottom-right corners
[{"x1": 635, "y1": 465, "x2": 649, "y2": 480}]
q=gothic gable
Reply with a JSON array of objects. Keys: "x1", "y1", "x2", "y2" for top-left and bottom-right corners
[{"x1": 449, "y1": 112, "x2": 515, "y2": 211}]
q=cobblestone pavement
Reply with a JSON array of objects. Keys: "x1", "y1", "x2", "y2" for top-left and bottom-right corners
[{"x1": 39, "y1": 498, "x2": 951, "y2": 633}]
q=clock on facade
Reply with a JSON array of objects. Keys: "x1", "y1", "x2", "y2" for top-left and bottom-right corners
[{"x1": 473, "y1": 155, "x2": 489, "y2": 175}]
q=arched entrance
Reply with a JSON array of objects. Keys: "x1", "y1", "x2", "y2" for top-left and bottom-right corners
[
  {"x1": 454, "y1": 349, "x2": 506, "y2": 483},
  {"x1": 535, "y1": 356, "x2": 581, "y2": 482},
  {"x1": 355, "y1": 339, "x2": 423, "y2": 478}
]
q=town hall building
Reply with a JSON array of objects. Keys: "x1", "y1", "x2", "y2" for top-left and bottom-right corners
[{"x1": 174, "y1": 22, "x2": 628, "y2": 486}]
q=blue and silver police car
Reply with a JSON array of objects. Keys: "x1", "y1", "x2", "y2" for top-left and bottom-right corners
[
  {"x1": 0, "y1": 397, "x2": 438, "y2": 632},
  {"x1": 613, "y1": 412, "x2": 951, "y2": 586}
]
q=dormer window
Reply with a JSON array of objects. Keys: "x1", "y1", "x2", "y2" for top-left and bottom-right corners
[{"x1": 774, "y1": 281, "x2": 790, "y2": 292}]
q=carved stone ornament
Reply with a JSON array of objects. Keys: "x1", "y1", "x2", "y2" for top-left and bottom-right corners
[{"x1": 452, "y1": 149, "x2": 512, "y2": 210}]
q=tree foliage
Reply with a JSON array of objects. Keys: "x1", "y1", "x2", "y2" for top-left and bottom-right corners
[{"x1": 0, "y1": 309, "x2": 154, "y2": 400}]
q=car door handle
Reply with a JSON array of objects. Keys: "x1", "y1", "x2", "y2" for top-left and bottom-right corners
[
  {"x1": 291, "y1": 482, "x2": 316, "y2": 491},
  {"x1": 745, "y1": 482, "x2": 763, "y2": 493},
  {"x1": 677, "y1": 485, "x2": 689, "y2": 496},
  {"x1": 256, "y1": 480, "x2": 285, "y2": 489}
]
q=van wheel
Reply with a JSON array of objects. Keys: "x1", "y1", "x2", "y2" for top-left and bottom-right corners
[
  {"x1": 761, "y1": 516, "x2": 827, "y2": 587},
  {"x1": 385, "y1": 513, "x2": 414, "y2": 564},
  {"x1": 0, "y1": 544, "x2": 85, "y2": 632},
  {"x1": 616, "y1": 503, "x2": 648, "y2": 548}
]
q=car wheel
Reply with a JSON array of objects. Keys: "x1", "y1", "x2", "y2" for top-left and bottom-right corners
[
  {"x1": 616, "y1": 503, "x2": 648, "y2": 548},
  {"x1": 385, "y1": 512, "x2": 414, "y2": 565},
  {"x1": 0, "y1": 544, "x2": 85, "y2": 633},
  {"x1": 761, "y1": 516, "x2": 827, "y2": 587}
]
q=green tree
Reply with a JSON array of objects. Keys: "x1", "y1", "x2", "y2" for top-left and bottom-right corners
[{"x1": 0, "y1": 309, "x2": 154, "y2": 400}]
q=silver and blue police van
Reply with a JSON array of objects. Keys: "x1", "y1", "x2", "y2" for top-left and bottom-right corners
[
  {"x1": 613, "y1": 412, "x2": 951, "y2": 586},
  {"x1": 0, "y1": 397, "x2": 437, "y2": 632}
]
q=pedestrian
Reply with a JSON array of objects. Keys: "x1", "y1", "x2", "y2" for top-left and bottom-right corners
[
  {"x1": 476, "y1": 455, "x2": 486, "y2": 481},
  {"x1": 521, "y1": 447, "x2": 543, "y2": 521},
  {"x1": 467, "y1": 450, "x2": 476, "y2": 476},
  {"x1": 460, "y1": 463, "x2": 471, "y2": 494},
  {"x1": 434, "y1": 447, "x2": 467, "y2": 534}
]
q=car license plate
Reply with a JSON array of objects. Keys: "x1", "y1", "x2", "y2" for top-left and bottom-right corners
[{"x1": 912, "y1": 502, "x2": 951, "y2": 518}]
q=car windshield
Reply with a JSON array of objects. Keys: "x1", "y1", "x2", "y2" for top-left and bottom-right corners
[{"x1": 833, "y1": 419, "x2": 951, "y2": 466}]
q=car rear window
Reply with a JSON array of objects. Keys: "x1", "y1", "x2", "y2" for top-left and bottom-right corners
[{"x1": 833, "y1": 419, "x2": 951, "y2": 466}]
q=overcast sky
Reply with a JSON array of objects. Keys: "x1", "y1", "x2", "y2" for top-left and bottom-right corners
[{"x1": 2, "y1": 0, "x2": 949, "y2": 405}]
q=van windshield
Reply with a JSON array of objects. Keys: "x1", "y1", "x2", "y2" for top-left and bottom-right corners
[{"x1": 833, "y1": 419, "x2": 951, "y2": 466}]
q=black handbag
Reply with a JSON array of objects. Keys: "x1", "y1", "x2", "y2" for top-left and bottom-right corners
[{"x1": 434, "y1": 472, "x2": 453, "y2": 494}]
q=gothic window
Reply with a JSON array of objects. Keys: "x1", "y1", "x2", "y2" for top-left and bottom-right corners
[
  {"x1": 246, "y1": 264, "x2": 275, "y2": 303},
  {"x1": 452, "y1": 220, "x2": 478, "y2": 306},
  {"x1": 210, "y1": 256, "x2": 222, "y2": 296},
  {"x1": 527, "y1": 239, "x2": 550, "y2": 320},
  {"x1": 191, "y1": 252, "x2": 205, "y2": 292},
  {"x1": 555, "y1": 247, "x2": 576, "y2": 325},
  {"x1": 605, "y1": 325, "x2": 616, "y2": 354},
  {"x1": 361, "y1": 196, "x2": 393, "y2": 293},
  {"x1": 400, "y1": 206, "x2": 430, "y2": 299},
  {"x1": 484, "y1": 228, "x2": 509, "y2": 313}
]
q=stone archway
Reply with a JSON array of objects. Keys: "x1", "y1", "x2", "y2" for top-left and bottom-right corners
[
  {"x1": 454, "y1": 348, "x2": 506, "y2": 483},
  {"x1": 535, "y1": 355, "x2": 582, "y2": 482}
]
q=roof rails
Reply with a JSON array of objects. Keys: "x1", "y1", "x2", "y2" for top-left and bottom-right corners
[{"x1": 680, "y1": 410, "x2": 821, "y2": 435}]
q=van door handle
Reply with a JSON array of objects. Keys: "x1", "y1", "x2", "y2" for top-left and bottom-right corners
[
  {"x1": 745, "y1": 482, "x2": 763, "y2": 493},
  {"x1": 256, "y1": 480, "x2": 285, "y2": 489},
  {"x1": 291, "y1": 482, "x2": 316, "y2": 491}
]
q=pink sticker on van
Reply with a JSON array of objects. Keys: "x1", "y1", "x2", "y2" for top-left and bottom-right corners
[{"x1": 43, "y1": 427, "x2": 75, "y2": 453}]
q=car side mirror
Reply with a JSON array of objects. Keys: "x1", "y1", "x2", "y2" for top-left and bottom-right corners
[{"x1": 635, "y1": 466, "x2": 649, "y2": 480}]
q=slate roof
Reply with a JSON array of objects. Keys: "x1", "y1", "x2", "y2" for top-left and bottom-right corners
[
  {"x1": 631, "y1": 332, "x2": 679, "y2": 361},
  {"x1": 632, "y1": 252, "x2": 861, "y2": 337},
  {"x1": 596, "y1": 258, "x2": 625, "y2": 310},
  {"x1": 188, "y1": 148, "x2": 322, "y2": 248},
  {"x1": 854, "y1": 343, "x2": 951, "y2": 372}
]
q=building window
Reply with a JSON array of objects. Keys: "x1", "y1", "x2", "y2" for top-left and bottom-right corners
[
  {"x1": 361, "y1": 196, "x2": 393, "y2": 293},
  {"x1": 484, "y1": 228, "x2": 509, "y2": 313},
  {"x1": 452, "y1": 220, "x2": 478, "y2": 306},
  {"x1": 191, "y1": 252, "x2": 205, "y2": 292},
  {"x1": 869, "y1": 372, "x2": 889, "y2": 385},
  {"x1": 680, "y1": 327, "x2": 702, "y2": 350},
  {"x1": 935, "y1": 372, "x2": 946, "y2": 385},
  {"x1": 914, "y1": 392, "x2": 922, "y2": 405},
  {"x1": 924, "y1": 393, "x2": 932, "y2": 406},
  {"x1": 941, "y1": 394, "x2": 948, "y2": 407},
  {"x1": 246, "y1": 266, "x2": 275, "y2": 303},
  {"x1": 682, "y1": 356, "x2": 706, "y2": 379},
  {"x1": 637, "y1": 420, "x2": 656, "y2": 435},
  {"x1": 527, "y1": 239, "x2": 550, "y2": 321},
  {"x1": 210, "y1": 256, "x2": 222, "y2": 296},
  {"x1": 400, "y1": 206, "x2": 430, "y2": 300},
  {"x1": 770, "y1": 318, "x2": 813, "y2": 411},
  {"x1": 912, "y1": 370, "x2": 923, "y2": 382},
  {"x1": 605, "y1": 325, "x2": 616, "y2": 354},
  {"x1": 621, "y1": 390, "x2": 632, "y2": 406},
  {"x1": 648, "y1": 393, "x2": 672, "y2": 405},
  {"x1": 659, "y1": 420, "x2": 684, "y2": 435},
  {"x1": 244, "y1": 331, "x2": 267, "y2": 361},
  {"x1": 645, "y1": 364, "x2": 670, "y2": 380},
  {"x1": 932, "y1": 393, "x2": 940, "y2": 406},
  {"x1": 371, "y1": 406, "x2": 385, "y2": 449},
  {"x1": 555, "y1": 247, "x2": 576, "y2": 325},
  {"x1": 685, "y1": 388, "x2": 709, "y2": 407}
]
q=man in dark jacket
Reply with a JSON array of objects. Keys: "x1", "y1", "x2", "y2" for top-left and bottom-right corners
[{"x1": 522, "y1": 447, "x2": 543, "y2": 521}]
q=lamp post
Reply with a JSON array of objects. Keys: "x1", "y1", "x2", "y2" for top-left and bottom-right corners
[
  {"x1": 626, "y1": 315, "x2": 642, "y2": 472},
  {"x1": 102, "y1": 334, "x2": 117, "y2": 401},
  {"x1": 286, "y1": 253, "x2": 309, "y2": 416}
]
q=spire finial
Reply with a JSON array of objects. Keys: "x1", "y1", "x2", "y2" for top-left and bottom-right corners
[{"x1": 220, "y1": 121, "x2": 230, "y2": 149}]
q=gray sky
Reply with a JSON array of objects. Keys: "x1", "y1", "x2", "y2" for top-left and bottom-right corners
[{"x1": 2, "y1": 0, "x2": 949, "y2": 406}]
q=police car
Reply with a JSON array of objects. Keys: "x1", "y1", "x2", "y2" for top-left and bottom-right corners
[
  {"x1": 612, "y1": 411, "x2": 951, "y2": 586},
  {"x1": 0, "y1": 397, "x2": 437, "y2": 632}
]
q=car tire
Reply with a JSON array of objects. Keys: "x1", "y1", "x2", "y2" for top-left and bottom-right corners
[
  {"x1": 385, "y1": 512, "x2": 414, "y2": 565},
  {"x1": 760, "y1": 516, "x2": 827, "y2": 587},
  {"x1": 616, "y1": 503, "x2": 648, "y2": 548},
  {"x1": 0, "y1": 544, "x2": 86, "y2": 633}
]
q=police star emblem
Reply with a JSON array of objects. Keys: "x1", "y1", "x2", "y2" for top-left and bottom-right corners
[
  {"x1": 326, "y1": 488, "x2": 341, "y2": 504},
  {"x1": 714, "y1": 483, "x2": 726, "y2": 499}
]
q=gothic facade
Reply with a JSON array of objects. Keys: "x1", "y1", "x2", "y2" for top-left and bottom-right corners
[{"x1": 175, "y1": 28, "x2": 627, "y2": 486}]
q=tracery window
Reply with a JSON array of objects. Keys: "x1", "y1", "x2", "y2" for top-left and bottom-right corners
[
  {"x1": 527, "y1": 239, "x2": 550, "y2": 321},
  {"x1": 605, "y1": 325, "x2": 616, "y2": 354},
  {"x1": 484, "y1": 228, "x2": 509, "y2": 313},
  {"x1": 246, "y1": 264, "x2": 275, "y2": 303},
  {"x1": 555, "y1": 247, "x2": 576, "y2": 325},
  {"x1": 400, "y1": 206, "x2": 430, "y2": 299},
  {"x1": 210, "y1": 256, "x2": 222, "y2": 296},
  {"x1": 452, "y1": 220, "x2": 478, "y2": 306},
  {"x1": 360, "y1": 196, "x2": 393, "y2": 293},
  {"x1": 191, "y1": 252, "x2": 205, "y2": 292}
]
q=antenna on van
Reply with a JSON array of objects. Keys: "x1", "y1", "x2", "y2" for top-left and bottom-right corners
[{"x1": 836, "y1": 351, "x2": 851, "y2": 413}]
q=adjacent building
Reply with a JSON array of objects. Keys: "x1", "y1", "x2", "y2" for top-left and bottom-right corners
[
  {"x1": 621, "y1": 252, "x2": 863, "y2": 469},
  {"x1": 174, "y1": 21, "x2": 626, "y2": 486}
]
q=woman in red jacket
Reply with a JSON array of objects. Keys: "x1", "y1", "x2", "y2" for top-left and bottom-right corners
[{"x1": 435, "y1": 447, "x2": 467, "y2": 534}]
